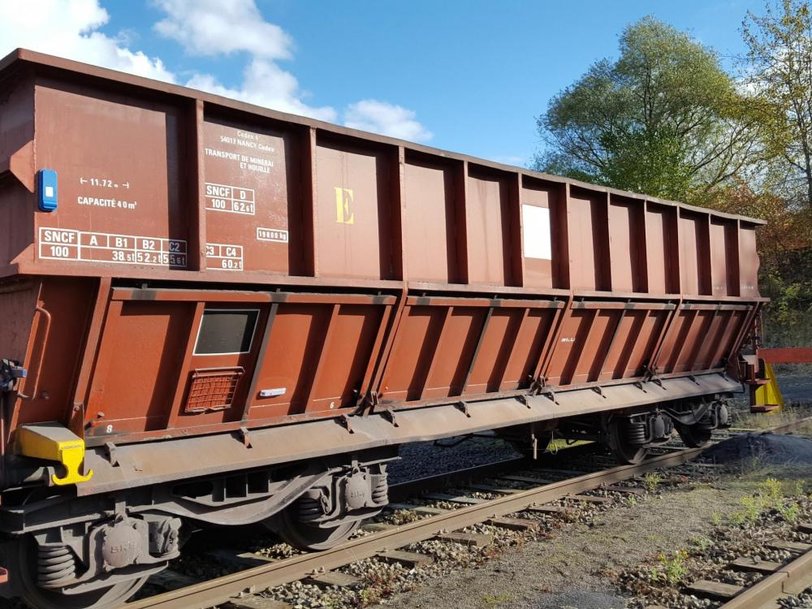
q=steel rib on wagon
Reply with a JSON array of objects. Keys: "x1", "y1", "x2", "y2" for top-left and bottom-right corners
[{"x1": 0, "y1": 48, "x2": 765, "y2": 609}]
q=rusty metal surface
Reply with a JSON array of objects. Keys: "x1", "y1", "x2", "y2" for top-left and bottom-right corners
[
  {"x1": 0, "y1": 48, "x2": 765, "y2": 457},
  {"x1": 79, "y1": 372, "x2": 739, "y2": 495},
  {"x1": 121, "y1": 446, "x2": 706, "y2": 609}
]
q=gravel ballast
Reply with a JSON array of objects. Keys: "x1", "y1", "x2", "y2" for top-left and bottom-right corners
[{"x1": 703, "y1": 432, "x2": 812, "y2": 465}]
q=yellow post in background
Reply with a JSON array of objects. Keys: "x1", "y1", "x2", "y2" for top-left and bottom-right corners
[{"x1": 753, "y1": 362, "x2": 784, "y2": 413}]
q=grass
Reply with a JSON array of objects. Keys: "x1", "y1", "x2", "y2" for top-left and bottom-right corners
[
  {"x1": 688, "y1": 535, "x2": 713, "y2": 554},
  {"x1": 731, "y1": 403, "x2": 812, "y2": 431},
  {"x1": 546, "y1": 438, "x2": 592, "y2": 453},
  {"x1": 647, "y1": 549, "x2": 689, "y2": 585},
  {"x1": 643, "y1": 472, "x2": 663, "y2": 493},
  {"x1": 482, "y1": 592, "x2": 514, "y2": 605},
  {"x1": 728, "y1": 477, "x2": 806, "y2": 526}
]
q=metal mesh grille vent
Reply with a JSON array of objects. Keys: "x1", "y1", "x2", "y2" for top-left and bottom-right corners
[{"x1": 185, "y1": 367, "x2": 244, "y2": 413}]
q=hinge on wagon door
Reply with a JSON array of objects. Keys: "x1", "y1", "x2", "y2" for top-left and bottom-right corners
[
  {"x1": 356, "y1": 390, "x2": 379, "y2": 414},
  {"x1": 528, "y1": 375, "x2": 546, "y2": 395},
  {"x1": 535, "y1": 376, "x2": 559, "y2": 405},
  {"x1": 642, "y1": 363, "x2": 664, "y2": 388},
  {"x1": 0, "y1": 359, "x2": 27, "y2": 392}
]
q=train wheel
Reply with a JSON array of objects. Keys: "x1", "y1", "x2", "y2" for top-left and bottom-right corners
[
  {"x1": 608, "y1": 419, "x2": 648, "y2": 465},
  {"x1": 676, "y1": 423, "x2": 713, "y2": 448},
  {"x1": 15, "y1": 536, "x2": 147, "y2": 609},
  {"x1": 275, "y1": 507, "x2": 360, "y2": 551}
]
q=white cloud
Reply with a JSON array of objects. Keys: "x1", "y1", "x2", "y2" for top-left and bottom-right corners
[
  {"x1": 187, "y1": 59, "x2": 337, "y2": 122},
  {"x1": 155, "y1": 1, "x2": 431, "y2": 139},
  {"x1": 153, "y1": 0, "x2": 335, "y2": 121},
  {"x1": 153, "y1": 0, "x2": 292, "y2": 60},
  {"x1": 0, "y1": 0, "x2": 174, "y2": 81},
  {"x1": 344, "y1": 100, "x2": 433, "y2": 142},
  {"x1": 0, "y1": 0, "x2": 432, "y2": 143},
  {"x1": 489, "y1": 154, "x2": 526, "y2": 167}
]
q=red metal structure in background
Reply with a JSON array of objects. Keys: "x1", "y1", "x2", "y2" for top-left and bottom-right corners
[
  {"x1": 749, "y1": 347, "x2": 812, "y2": 411},
  {"x1": 758, "y1": 348, "x2": 812, "y2": 364},
  {"x1": 0, "y1": 49, "x2": 766, "y2": 609}
]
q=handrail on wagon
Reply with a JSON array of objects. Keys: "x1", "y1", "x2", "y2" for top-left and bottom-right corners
[{"x1": 18, "y1": 305, "x2": 52, "y2": 400}]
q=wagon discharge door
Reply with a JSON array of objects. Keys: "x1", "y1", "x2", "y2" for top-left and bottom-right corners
[{"x1": 181, "y1": 308, "x2": 261, "y2": 423}]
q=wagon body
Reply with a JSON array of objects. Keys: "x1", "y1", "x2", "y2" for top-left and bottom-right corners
[
  {"x1": 0, "y1": 49, "x2": 764, "y2": 608},
  {"x1": 0, "y1": 49, "x2": 764, "y2": 486}
]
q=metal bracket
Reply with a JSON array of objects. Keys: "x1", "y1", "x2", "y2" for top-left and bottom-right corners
[
  {"x1": 633, "y1": 381, "x2": 647, "y2": 393},
  {"x1": 0, "y1": 358, "x2": 26, "y2": 393},
  {"x1": 591, "y1": 386, "x2": 607, "y2": 399},
  {"x1": 338, "y1": 414, "x2": 355, "y2": 434},
  {"x1": 355, "y1": 390, "x2": 380, "y2": 416},
  {"x1": 456, "y1": 401, "x2": 471, "y2": 418},
  {"x1": 238, "y1": 426, "x2": 252, "y2": 449},
  {"x1": 516, "y1": 394, "x2": 532, "y2": 409},
  {"x1": 529, "y1": 375, "x2": 546, "y2": 395},
  {"x1": 542, "y1": 388, "x2": 558, "y2": 405},
  {"x1": 104, "y1": 442, "x2": 119, "y2": 467},
  {"x1": 381, "y1": 408, "x2": 399, "y2": 427}
]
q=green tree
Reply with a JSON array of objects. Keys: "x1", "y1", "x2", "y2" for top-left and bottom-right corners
[
  {"x1": 743, "y1": 0, "x2": 812, "y2": 209},
  {"x1": 535, "y1": 17, "x2": 760, "y2": 202}
]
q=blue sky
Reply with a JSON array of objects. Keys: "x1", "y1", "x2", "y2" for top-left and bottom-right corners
[{"x1": 0, "y1": 0, "x2": 767, "y2": 167}]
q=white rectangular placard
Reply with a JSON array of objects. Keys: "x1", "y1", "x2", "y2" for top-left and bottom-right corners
[{"x1": 522, "y1": 204, "x2": 552, "y2": 260}]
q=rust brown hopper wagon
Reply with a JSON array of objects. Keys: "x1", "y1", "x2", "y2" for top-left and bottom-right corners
[{"x1": 0, "y1": 49, "x2": 764, "y2": 608}]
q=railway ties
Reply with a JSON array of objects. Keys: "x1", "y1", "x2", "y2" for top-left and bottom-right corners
[
  {"x1": 680, "y1": 531, "x2": 812, "y2": 609},
  {"x1": 129, "y1": 415, "x2": 812, "y2": 609},
  {"x1": 126, "y1": 446, "x2": 702, "y2": 609}
]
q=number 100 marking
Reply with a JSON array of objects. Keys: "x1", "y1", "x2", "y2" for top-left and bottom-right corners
[{"x1": 49, "y1": 245, "x2": 70, "y2": 258}]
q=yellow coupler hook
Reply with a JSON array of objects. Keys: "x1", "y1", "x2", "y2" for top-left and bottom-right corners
[{"x1": 17, "y1": 422, "x2": 94, "y2": 486}]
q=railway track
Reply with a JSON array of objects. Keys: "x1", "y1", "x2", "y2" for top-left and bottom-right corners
[
  {"x1": 639, "y1": 415, "x2": 812, "y2": 609},
  {"x1": 120, "y1": 446, "x2": 699, "y2": 609},
  {"x1": 119, "y1": 415, "x2": 812, "y2": 609},
  {"x1": 686, "y1": 534, "x2": 812, "y2": 609}
]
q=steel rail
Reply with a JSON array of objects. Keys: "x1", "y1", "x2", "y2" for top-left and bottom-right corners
[
  {"x1": 726, "y1": 414, "x2": 812, "y2": 436},
  {"x1": 389, "y1": 441, "x2": 599, "y2": 501},
  {"x1": 718, "y1": 547, "x2": 812, "y2": 609},
  {"x1": 388, "y1": 456, "x2": 528, "y2": 502},
  {"x1": 760, "y1": 414, "x2": 812, "y2": 436},
  {"x1": 122, "y1": 446, "x2": 703, "y2": 609}
]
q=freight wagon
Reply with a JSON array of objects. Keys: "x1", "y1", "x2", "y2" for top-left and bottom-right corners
[{"x1": 0, "y1": 49, "x2": 764, "y2": 609}]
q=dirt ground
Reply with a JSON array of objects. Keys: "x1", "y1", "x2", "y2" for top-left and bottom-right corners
[
  {"x1": 369, "y1": 483, "x2": 742, "y2": 609},
  {"x1": 369, "y1": 377, "x2": 812, "y2": 609},
  {"x1": 772, "y1": 368, "x2": 812, "y2": 405},
  {"x1": 370, "y1": 456, "x2": 811, "y2": 609}
]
